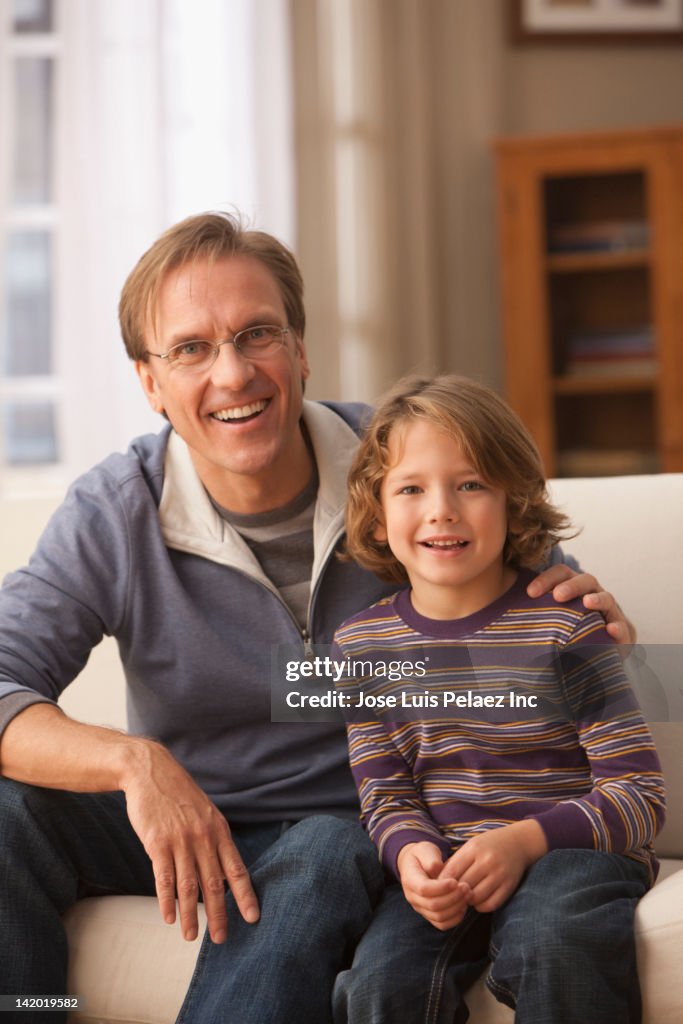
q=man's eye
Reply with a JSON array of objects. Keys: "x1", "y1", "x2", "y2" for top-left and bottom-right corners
[
  {"x1": 246, "y1": 326, "x2": 267, "y2": 341},
  {"x1": 178, "y1": 341, "x2": 204, "y2": 356}
]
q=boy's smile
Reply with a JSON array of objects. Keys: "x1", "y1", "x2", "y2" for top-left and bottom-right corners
[{"x1": 377, "y1": 419, "x2": 516, "y2": 619}]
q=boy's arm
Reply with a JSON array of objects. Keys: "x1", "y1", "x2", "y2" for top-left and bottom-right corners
[
  {"x1": 443, "y1": 614, "x2": 663, "y2": 913},
  {"x1": 525, "y1": 613, "x2": 665, "y2": 857},
  {"x1": 344, "y1": 713, "x2": 470, "y2": 926},
  {"x1": 343, "y1": 712, "x2": 451, "y2": 876},
  {"x1": 334, "y1": 636, "x2": 469, "y2": 926}
]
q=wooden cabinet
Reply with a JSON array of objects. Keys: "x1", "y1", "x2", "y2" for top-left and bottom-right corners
[{"x1": 495, "y1": 126, "x2": 683, "y2": 477}]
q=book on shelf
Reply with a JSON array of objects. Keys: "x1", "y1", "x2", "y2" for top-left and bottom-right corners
[
  {"x1": 566, "y1": 325, "x2": 653, "y2": 355},
  {"x1": 563, "y1": 326, "x2": 655, "y2": 376},
  {"x1": 548, "y1": 219, "x2": 649, "y2": 254}
]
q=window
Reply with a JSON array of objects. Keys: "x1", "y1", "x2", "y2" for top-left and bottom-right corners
[{"x1": 0, "y1": 0, "x2": 61, "y2": 489}]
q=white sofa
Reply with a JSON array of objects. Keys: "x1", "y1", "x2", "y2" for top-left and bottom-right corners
[{"x1": 2, "y1": 473, "x2": 682, "y2": 1024}]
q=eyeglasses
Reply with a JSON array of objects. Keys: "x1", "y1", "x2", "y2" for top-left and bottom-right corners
[{"x1": 146, "y1": 325, "x2": 291, "y2": 373}]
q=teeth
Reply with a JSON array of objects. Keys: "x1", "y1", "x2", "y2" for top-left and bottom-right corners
[
  {"x1": 424, "y1": 540, "x2": 467, "y2": 548},
  {"x1": 212, "y1": 400, "x2": 267, "y2": 421}
]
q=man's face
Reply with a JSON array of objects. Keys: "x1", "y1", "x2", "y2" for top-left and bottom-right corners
[{"x1": 136, "y1": 255, "x2": 310, "y2": 507}]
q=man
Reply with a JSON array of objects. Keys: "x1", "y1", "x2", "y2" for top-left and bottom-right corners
[{"x1": 0, "y1": 213, "x2": 633, "y2": 1023}]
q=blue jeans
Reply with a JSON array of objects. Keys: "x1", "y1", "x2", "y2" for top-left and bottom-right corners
[
  {"x1": 333, "y1": 848, "x2": 650, "y2": 1024},
  {"x1": 0, "y1": 778, "x2": 384, "y2": 1024}
]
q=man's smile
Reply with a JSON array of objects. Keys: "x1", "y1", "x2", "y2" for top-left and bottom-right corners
[{"x1": 209, "y1": 398, "x2": 271, "y2": 424}]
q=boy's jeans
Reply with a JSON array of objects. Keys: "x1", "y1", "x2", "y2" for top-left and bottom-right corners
[
  {"x1": 333, "y1": 848, "x2": 650, "y2": 1024},
  {"x1": 0, "y1": 779, "x2": 384, "y2": 1024}
]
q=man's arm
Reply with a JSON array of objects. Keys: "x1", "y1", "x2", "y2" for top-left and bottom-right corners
[{"x1": 0, "y1": 703, "x2": 259, "y2": 943}]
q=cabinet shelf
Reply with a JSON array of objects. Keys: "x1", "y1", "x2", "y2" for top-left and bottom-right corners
[
  {"x1": 553, "y1": 372, "x2": 657, "y2": 395},
  {"x1": 546, "y1": 249, "x2": 650, "y2": 274},
  {"x1": 495, "y1": 125, "x2": 683, "y2": 477}
]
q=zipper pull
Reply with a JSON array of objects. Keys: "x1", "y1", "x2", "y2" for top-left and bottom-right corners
[{"x1": 302, "y1": 629, "x2": 314, "y2": 660}]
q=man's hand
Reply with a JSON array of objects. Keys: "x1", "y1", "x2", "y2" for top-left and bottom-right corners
[
  {"x1": 120, "y1": 738, "x2": 259, "y2": 943},
  {"x1": 396, "y1": 841, "x2": 470, "y2": 930},
  {"x1": 441, "y1": 820, "x2": 547, "y2": 913},
  {"x1": 527, "y1": 563, "x2": 636, "y2": 645}
]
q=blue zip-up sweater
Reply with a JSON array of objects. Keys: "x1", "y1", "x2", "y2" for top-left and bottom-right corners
[{"x1": 0, "y1": 401, "x2": 392, "y2": 822}]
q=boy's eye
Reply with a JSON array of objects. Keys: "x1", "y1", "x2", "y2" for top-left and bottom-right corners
[
  {"x1": 460, "y1": 480, "x2": 484, "y2": 492},
  {"x1": 398, "y1": 485, "x2": 422, "y2": 495}
]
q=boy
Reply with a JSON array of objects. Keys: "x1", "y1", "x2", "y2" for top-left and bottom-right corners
[{"x1": 332, "y1": 375, "x2": 665, "y2": 1024}]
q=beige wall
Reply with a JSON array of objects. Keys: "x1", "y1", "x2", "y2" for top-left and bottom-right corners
[{"x1": 504, "y1": 45, "x2": 683, "y2": 136}]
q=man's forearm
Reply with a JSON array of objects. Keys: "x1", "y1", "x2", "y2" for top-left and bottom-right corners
[
  {"x1": 0, "y1": 701, "x2": 260, "y2": 942},
  {"x1": 0, "y1": 702, "x2": 146, "y2": 792}
]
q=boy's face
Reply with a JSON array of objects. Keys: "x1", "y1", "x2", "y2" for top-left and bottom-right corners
[{"x1": 377, "y1": 419, "x2": 514, "y2": 620}]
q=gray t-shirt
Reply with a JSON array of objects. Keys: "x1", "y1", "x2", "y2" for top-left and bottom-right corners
[{"x1": 212, "y1": 469, "x2": 318, "y2": 631}]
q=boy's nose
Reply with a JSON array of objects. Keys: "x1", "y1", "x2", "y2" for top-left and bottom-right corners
[{"x1": 427, "y1": 492, "x2": 460, "y2": 523}]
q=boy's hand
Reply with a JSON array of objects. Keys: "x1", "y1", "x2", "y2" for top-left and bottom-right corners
[
  {"x1": 397, "y1": 841, "x2": 470, "y2": 930},
  {"x1": 441, "y1": 821, "x2": 547, "y2": 914},
  {"x1": 527, "y1": 564, "x2": 635, "y2": 646}
]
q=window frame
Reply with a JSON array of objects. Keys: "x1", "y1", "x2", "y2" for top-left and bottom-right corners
[{"x1": 0, "y1": 0, "x2": 64, "y2": 495}]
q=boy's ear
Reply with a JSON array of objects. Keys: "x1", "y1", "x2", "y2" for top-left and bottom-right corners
[{"x1": 373, "y1": 521, "x2": 388, "y2": 543}]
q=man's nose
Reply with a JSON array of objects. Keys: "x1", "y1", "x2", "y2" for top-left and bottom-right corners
[{"x1": 209, "y1": 341, "x2": 256, "y2": 389}]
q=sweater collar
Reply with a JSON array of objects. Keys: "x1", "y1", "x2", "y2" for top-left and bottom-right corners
[{"x1": 157, "y1": 400, "x2": 360, "y2": 583}]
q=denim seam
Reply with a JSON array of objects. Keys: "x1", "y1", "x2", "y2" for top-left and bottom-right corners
[
  {"x1": 175, "y1": 927, "x2": 209, "y2": 1024},
  {"x1": 424, "y1": 911, "x2": 481, "y2": 1024},
  {"x1": 485, "y1": 969, "x2": 517, "y2": 1009},
  {"x1": 486, "y1": 937, "x2": 517, "y2": 1009}
]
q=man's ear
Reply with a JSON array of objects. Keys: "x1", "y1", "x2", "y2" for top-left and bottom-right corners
[
  {"x1": 294, "y1": 334, "x2": 311, "y2": 381},
  {"x1": 135, "y1": 360, "x2": 165, "y2": 415}
]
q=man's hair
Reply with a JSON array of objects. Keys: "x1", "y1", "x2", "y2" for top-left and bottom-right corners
[
  {"x1": 345, "y1": 374, "x2": 574, "y2": 585},
  {"x1": 119, "y1": 211, "x2": 306, "y2": 360}
]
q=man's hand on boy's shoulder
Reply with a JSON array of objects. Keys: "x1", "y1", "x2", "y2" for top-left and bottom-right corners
[{"x1": 526, "y1": 563, "x2": 636, "y2": 646}]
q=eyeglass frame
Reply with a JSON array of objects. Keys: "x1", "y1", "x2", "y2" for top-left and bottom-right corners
[{"x1": 145, "y1": 324, "x2": 292, "y2": 371}]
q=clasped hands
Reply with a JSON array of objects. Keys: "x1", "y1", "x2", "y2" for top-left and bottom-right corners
[{"x1": 396, "y1": 819, "x2": 548, "y2": 931}]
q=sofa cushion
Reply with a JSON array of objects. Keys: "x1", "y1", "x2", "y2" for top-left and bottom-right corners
[
  {"x1": 65, "y1": 867, "x2": 683, "y2": 1024},
  {"x1": 637, "y1": 867, "x2": 683, "y2": 1024},
  {"x1": 65, "y1": 897, "x2": 204, "y2": 1024}
]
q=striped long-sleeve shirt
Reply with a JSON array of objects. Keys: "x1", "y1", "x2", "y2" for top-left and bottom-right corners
[{"x1": 332, "y1": 569, "x2": 666, "y2": 882}]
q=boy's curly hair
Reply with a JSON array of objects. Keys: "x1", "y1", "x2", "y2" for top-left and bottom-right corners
[{"x1": 344, "y1": 375, "x2": 574, "y2": 585}]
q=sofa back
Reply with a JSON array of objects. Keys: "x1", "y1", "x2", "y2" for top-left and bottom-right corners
[
  {"x1": 1, "y1": 474, "x2": 682, "y2": 856},
  {"x1": 0, "y1": 494, "x2": 126, "y2": 729}
]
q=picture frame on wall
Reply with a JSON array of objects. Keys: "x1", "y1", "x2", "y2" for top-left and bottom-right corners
[{"x1": 511, "y1": 0, "x2": 683, "y2": 43}]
